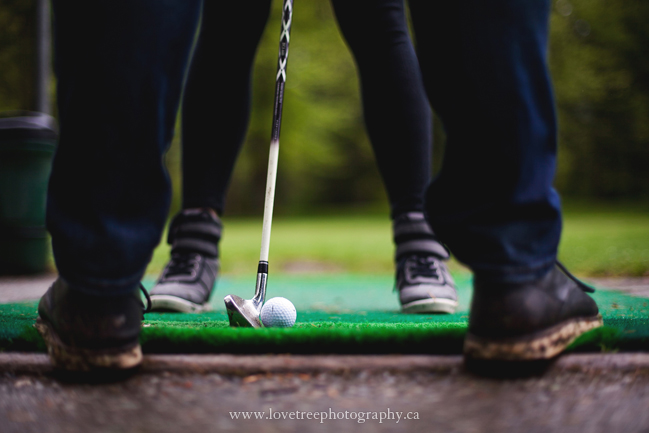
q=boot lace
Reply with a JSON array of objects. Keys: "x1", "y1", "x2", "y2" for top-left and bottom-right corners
[
  {"x1": 139, "y1": 283, "x2": 151, "y2": 314},
  {"x1": 556, "y1": 260, "x2": 595, "y2": 293}
]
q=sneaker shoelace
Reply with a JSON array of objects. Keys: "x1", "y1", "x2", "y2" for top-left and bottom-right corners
[
  {"x1": 163, "y1": 253, "x2": 200, "y2": 278},
  {"x1": 405, "y1": 255, "x2": 441, "y2": 280}
]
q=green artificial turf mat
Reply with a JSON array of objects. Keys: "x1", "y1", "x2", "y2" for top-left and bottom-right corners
[{"x1": 1, "y1": 273, "x2": 648, "y2": 354}]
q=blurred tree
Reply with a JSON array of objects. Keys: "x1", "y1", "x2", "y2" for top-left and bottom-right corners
[
  {"x1": 0, "y1": 0, "x2": 36, "y2": 112},
  {"x1": 550, "y1": 0, "x2": 649, "y2": 199}
]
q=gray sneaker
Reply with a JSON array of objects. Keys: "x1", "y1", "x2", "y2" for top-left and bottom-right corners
[
  {"x1": 150, "y1": 209, "x2": 221, "y2": 313},
  {"x1": 393, "y1": 212, "x2": 458, "y2": 314}
]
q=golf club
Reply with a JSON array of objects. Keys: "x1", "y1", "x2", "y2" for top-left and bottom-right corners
[{"x1": 224, "y1": 0, "x2": 294, "y2": 327}]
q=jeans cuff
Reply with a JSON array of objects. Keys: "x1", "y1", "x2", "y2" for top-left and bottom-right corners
[
  {"x1": 58, "y1": 271, "x2": 143, "y2": 297},
  {"x1": 470, "y1": 258, "x2": 556, "y2": 284}
]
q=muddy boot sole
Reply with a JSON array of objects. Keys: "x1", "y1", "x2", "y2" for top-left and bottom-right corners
[
  {"x1": 464, "y1": 314, "x2": 603, "y2": 361},
  {"x1": 35, "y1": 318, "x2": 142, "y2": 371}
]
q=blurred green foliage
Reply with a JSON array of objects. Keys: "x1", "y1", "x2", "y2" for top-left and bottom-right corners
[
  {"x1": 145, "y1": 203, "x2": 649, "y2": 277},
  {"x1": 2, "y1": 0, "x2": 648, "y2": 216},
  {"x1": 0, "y1": 0, "x2": 36, "y2": 111},
  {"x1": 549, "y1": 0, "x2": 649, "y2": 199}
]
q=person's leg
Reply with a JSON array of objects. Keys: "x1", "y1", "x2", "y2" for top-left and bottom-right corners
[
  {"x1": 39, "y1": 0, "x2": 201, "y2": 370},
  {"x1": 331, "y1": 0, "x2": 430, "y2": 218},
  {"x1": 331, "y1": 0, "x2": 456, "y2": 313},
  {"x1": 410, "y1": 0, "x2": 560, "y2": 280},
  {"x1": 181, "y1": 0, "x2": 273, "y2": 215},
  {"x1": 150, "y1": 0, "x2": 273, "y2": 312},
  {"x1": 409, "y1": 0, "x2": 601, "y2": 360}
]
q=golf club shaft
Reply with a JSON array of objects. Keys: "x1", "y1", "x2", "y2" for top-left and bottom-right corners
[{"x1": 260, "y1": 0, "x2": 294, "y2": 263}]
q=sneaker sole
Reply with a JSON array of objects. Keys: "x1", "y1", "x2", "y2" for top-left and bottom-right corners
[
  {"x1": 150, "y1": 295, "x2": 212, "y2": 313},
  {"x1": 464, "y1": 314, "x2": 603, "y2": 361},
  {"x1": 401, "y1": 298, "x2": 458, "y2": 314},
  {"x1": 35, "y1": 318, "x2": 142, "y2": 371}
]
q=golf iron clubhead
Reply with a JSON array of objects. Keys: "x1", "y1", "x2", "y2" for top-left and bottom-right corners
[
  {"x1": 224, "y1": 295, "x2": 262, "y2": 328},
  {"x1": 225, "y1": 264, "x2": 268, "y2": 328}
]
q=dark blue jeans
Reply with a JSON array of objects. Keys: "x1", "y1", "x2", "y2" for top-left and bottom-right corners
[
  {"x1": 410, "y1": 0, "x2": 562, "y2": 282},
  {"x1": 48, "y1": 0, "x2": 202, "y2": 295}
]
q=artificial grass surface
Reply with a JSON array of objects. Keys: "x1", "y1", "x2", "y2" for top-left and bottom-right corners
[{"x1": 1, "y1": 272, "x2": 648, "y2": 354}]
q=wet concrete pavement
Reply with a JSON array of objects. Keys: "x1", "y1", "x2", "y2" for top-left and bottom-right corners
[{"x1": 1, "y1": 354, "x2": 649, "y2": 433}]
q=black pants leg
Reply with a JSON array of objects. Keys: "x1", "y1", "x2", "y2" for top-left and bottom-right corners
[
  {"x1": 331, "y1": 0, "x2": 432, "y2": 218},
  {"x1": 181, "y1": 0, "x2": 273, "y2": 214}
]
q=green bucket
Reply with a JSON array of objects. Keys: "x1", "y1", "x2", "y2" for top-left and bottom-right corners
[{"x1": 0, "y1": 112, "x2": 57, "y2": 274}]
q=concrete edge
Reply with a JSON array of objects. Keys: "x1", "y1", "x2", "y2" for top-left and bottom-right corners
[{"x1": 1, "y1": 353, "x2": 649, "y2": 376}]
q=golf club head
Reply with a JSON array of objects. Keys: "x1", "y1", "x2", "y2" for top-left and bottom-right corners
[{"x1": 224, "y1": 294, "x2": 262, "y2": 328}]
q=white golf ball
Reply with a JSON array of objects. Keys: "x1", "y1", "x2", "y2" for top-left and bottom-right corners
[{"x1": 260, "y1": 297, "x2": 296, "y2": 328}]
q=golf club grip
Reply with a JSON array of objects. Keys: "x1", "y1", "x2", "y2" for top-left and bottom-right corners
[
  {"x1": 271, "y1": 0, "x2": 293, "y2": 142},
  {"x1": 260, "y1": 0, "x2": 294, "y2": 262}
]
